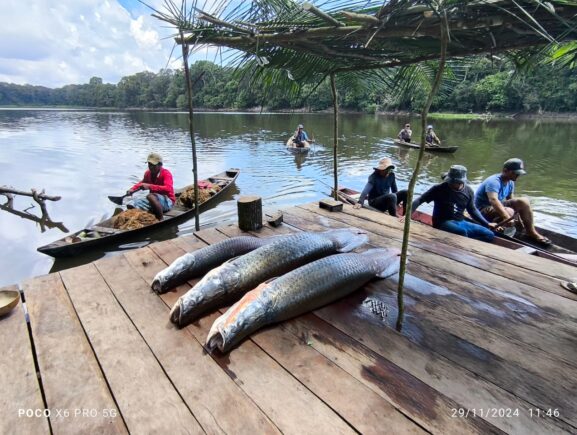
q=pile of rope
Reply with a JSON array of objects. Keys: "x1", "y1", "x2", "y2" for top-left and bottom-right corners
[
  {"x1": 111, "y1": 209, "x2": 158, "y2": 230},
  {"x1": 178, "y1": 181, "x2": 222, "y2": 208}
]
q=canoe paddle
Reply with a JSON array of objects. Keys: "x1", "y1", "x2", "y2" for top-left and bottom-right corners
[{"x1": 108, "y1": 193, "x2": 131, "y2": 205}]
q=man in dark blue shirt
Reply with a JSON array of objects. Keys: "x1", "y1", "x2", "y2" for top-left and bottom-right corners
[
  {"x1": 354, "y1": 157, "x2": 407, "y2": 216},
  {"x1": 406, "y1": 165, "x2": 499, "y2": 242}
]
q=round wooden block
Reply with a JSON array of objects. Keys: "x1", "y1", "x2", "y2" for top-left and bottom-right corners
[{"x1": 237, "y1": 196, "x2": 263, "y2": 231}]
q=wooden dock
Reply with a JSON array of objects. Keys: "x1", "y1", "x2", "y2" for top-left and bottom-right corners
[{"x1": 2, "y1": 202, "x2": 577, "y2": 434}]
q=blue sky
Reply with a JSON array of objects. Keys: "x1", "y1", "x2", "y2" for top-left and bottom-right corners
[{"x1": 0, "y1": 0, "x2": 217, "y2": 87}]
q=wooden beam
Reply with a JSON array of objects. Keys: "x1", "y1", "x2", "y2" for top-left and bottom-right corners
[
  {"x1": 303, "y1": 2, "x2": 343, "y2": 27},
  {"x1": 341, "y1": 11, "x2": 380, "y2": 26}
]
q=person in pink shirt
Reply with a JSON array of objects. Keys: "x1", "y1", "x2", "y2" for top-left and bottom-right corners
[{"x1": 126, "y1": 152, "x2": 175, "y2": 220}]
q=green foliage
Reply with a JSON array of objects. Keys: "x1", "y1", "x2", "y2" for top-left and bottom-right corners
[{"x1": 2, "y1": 58, "x2": 577, "y2": 114}]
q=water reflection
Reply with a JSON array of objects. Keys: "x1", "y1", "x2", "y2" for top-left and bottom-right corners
[{"x1": 1, "y1": 109, "x2": 576, "y2": 287}]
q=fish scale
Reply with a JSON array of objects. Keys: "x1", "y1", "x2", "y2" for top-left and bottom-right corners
[
  {"x1": 207, "y1": 249, "x2": 401, "y2": 353},
  {"x1": 170, "y1": 229, "x2": 369, "y2": 327}
]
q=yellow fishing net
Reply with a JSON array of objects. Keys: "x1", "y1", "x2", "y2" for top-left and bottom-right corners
[
  {"x1": 111, "y1": 209, "x2": 158, "y2": 230},
  {"x1": 178, "y1": 182, "x2": 222, "y2": 208}
]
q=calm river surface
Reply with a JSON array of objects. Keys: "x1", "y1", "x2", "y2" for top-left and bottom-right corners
[{"x1": 1, "y1": 109, "x2": 577, "y2": 287}]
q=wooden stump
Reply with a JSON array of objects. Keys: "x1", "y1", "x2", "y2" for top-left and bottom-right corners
[
  {"x1": 238, "y1": 196, "x2": 263, "y2": 231},
  {"x1": 266, "y1": 211, "x2": 284, "y2": 227},
  {"x1": 319, "y1": 198, "x2": 343, "y2": 212}
]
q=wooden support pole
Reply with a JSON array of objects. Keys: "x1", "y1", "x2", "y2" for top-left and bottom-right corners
[
  {"x1": 330, "y1": 73, "x2": 339, "y2": 201},
  {"x1": 237, "y1": 196, "x2": 263, "y2": 231},
  {"x1": 341, "y1": 11, "x2": 380, "y2": 26}
]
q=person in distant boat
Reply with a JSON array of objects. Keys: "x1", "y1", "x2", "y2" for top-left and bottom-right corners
[
  {"x1": 292, "y1": 124, "x2": 309, "y2": 148},
  {"x1": 404, "y1": 165, "x2": 499, "y2": 242},
  {"x1": 126, "y1": 152, "x2": 175, "y2": 220},
  {"x1": 425, "y1": 125, "x2": 441, "y2": 146},
  {"x1": 397, "y1": 123, "x2": 412, "y2": 143},
  {"x1": 354, "y1": 157, "x2": 408, "y2": 217},
  {"x1": 474, "y1": 158, "x2": 551, "y2": 246}
]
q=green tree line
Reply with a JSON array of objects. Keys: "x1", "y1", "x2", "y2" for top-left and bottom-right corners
[{"x1": 1, "y1": 58, "x2": 576, "y2": 113}]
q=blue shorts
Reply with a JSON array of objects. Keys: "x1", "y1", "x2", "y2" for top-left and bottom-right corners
[{"x1": 128, "y1": 194, "x2": 173, "y2": 213}]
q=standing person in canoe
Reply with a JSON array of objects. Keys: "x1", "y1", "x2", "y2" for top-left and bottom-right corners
[
  {"x1": 475, "y1": 158, "x2": 551, "y2": 246},
  {"x1": 292, "y1": 124, "x2": 309, "y2": 148},
  {"x1": 397, "y1": 123, "x2": 412, "y2": 143},
  {"x1": 353, "y1": 157, "x2": 408, "y2": 217},
  {"x1": 404, "y1": 165, "x2": 500, "y2": 242},
  {"x1": 126, "y1": 152, "x2": 175, "y2": 220},
  {"x1": 425, "y1": 125, "x2": 442, "y2": 147}
]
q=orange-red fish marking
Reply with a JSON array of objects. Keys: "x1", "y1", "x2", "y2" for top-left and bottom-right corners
[{"x1": 222, "y1": 283, "x2": 268, "y2": 327}]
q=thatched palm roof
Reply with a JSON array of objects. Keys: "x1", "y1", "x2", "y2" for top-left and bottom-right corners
[{"x1": 155, "y1": 0, "x2": 577, "y2": 79}]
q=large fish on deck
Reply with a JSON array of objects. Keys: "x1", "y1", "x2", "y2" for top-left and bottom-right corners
[
  {"x1": 152, "y1": 236, "x2": 277, "y2": 294},
  {"x1": 170, "y1": 229, "x2": 368, "y2": 327},
  {"x1": 206, "y1": 248, "x2": 401, "y2": 353}
]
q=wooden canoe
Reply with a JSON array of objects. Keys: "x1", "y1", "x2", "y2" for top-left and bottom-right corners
[
  {"x1": 38, "y1": 169, "x2": 240, "y2": 258},
  {"x1": 335, "y1": 186, "x2": 577, "y2": 267},
  {"x1": 286, "y1": 136, "x2": 311, "y2": 153},
  {"x1": 394, "y1": 139, "x2": 459, "y2": 153}
]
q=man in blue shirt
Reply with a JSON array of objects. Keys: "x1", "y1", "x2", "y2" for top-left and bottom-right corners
[
  {"x1": 406, "y1": 165, "x2": 499, "y2": 242},
  {"x1": 354, "y1": 157, "x2": 407, "y2": 216},
  {"x1": 292, "y1": 124, "x2": 309, "y2": 147},
  {"x1": 475, "y1": 158, "x2": 551, "y2": 246}
]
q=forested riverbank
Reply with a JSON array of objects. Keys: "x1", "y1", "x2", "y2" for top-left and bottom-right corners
[{"x1": 1, "y1": 58, "x2": 577, "y2": 114}]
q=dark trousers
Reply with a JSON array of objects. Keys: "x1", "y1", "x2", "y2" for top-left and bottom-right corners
[{"x1": 369, "y1": 190, "x2": 408, "y2": 216}]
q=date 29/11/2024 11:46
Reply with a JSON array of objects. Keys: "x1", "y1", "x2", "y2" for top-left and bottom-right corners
[{"x1": 450, "y1": 408, "x2": 560, "y2": 419}]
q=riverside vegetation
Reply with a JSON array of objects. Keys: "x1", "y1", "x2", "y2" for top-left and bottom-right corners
[{"x1": 1, "y1": 58, "x2": 577, "y2": 114}]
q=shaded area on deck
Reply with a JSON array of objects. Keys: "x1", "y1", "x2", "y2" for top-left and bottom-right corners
[{"x1": 2, "y1": 202, "x2": 577, "y2": 434}]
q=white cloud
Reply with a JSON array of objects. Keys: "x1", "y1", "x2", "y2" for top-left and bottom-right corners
[{"x1": 0, "y1": 0, "x2": 179, "y2": 87}]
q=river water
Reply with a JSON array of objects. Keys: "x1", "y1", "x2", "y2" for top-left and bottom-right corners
[{"x1": 1, "y1": 109, "x2": 576, "y2": 287}]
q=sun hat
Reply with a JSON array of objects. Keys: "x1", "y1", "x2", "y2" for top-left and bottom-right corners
[
  {"x1": 503, "y1": 158, "x2": 526, "y2": 175},
  {"x1": 147, "y1": 152, "x2": 163, "y2": 165},
  {"x1": 446, "y1": 165, "x2": 467, "y2": 184},
  {"x1": 298, "y1": 124, "x2": 304, "y2": 129},
  {"x1": 427, "y1": 125, "x2": 433, "y2": 129},
  {"x1": 374, "y1": 157, "x2": 395, "y2": 171}
]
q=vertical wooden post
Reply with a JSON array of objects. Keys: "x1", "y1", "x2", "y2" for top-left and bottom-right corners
[
  {"x1": 396, "y1": 13, "x2": 449, "y2": 331},
  {"x1": 180, "y1": 32, "x2": 200, "y2": 231},
  {"x1": 330, "y1": 73, "x2": 339, "y2": 201},
  {"x1": 237, "y1": 196, "x2": 263, "y2": 231}
]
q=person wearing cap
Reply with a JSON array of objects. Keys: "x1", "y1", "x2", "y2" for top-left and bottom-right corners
[
  {"x1": 425, "y1": 125, "x2": 441, "y2": 146},
  {"x1": 292, "y1": 124, "x2": 309, "y2": 148},
  {"x1": 475, "y1": 158, "x2": 551, "y2": 245},
  {"x1": 125, "y1": 152, "x2": 175, "y2": 220},
  {"x1": 353, "y1": 157, "x2": 408, "y2": 216},
  {"x1": 398, "y1": 123, "x2": 412, "y2": 143},
  {"x1": 406, "y1": 165, "x2": 499, "y2": 242}
]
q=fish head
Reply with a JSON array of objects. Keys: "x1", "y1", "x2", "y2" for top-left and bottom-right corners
[
  {"x1": 151, "y1": 253, "x2": 196, "y2": 294},
  {"x1": 361, "y1": 248, "x2": 402, "y2": 278},
  {"x1": 324, "y1": 228, "x2": 369, "y2": 252},
  {"x1": 171, "y1": 263, "x2": 241, "y2": 327}
]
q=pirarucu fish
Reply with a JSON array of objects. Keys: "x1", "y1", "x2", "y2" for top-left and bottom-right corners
[
  {"x1": 170, "y1": 229, "x2": 368, "y2": 327},
  {"x1": 206, "y1": 248, "x2": 401, "y2": 353},
  {"x1": 152, "y1": 236, "x2": 278, "y2": 294}
]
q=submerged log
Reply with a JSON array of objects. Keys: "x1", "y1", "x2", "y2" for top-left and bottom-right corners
[{"x1": 238, "y1": 196, "x2": 263, "y2": 231}]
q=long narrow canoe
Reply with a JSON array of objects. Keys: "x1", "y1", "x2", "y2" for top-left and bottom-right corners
[
  {"x1": 286, "y1": 136, "x2": 311, "y2": 153},
  {"x1": 394, "y1": 139, "x2": 459, "y2": 153},
  {"x1": 336, "y1": 186, "x2": 577, "y2": 267},
  {"x1": 38, "y1": 169, "x2": 240, "y2": 258}
]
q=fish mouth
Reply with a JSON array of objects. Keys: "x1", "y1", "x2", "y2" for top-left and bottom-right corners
[
  {"x1": 151, "y1": 278, "x2": 163, "y2": 294},
  {"x1": 169, "y1": 300, "x2": 183, "y2": 326},
  {"x1": 206, "y1": 330, "x2": 224, "y2": 352}
]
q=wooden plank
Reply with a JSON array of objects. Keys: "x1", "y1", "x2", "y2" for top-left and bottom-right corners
[
  {"x1": 59, "y1": 265, "x2": 202, "y2": 434},
  {"x1": 323, "y1": 202, "x2": 577, "y2": 287},
  {"x1": 22, "y1": 274, "x2": 127, "y2": 434},
  {"x1": 280, "y1": 206, "x2": 575, "y2": 433},
  {"x1": 292, "y1": 205, "x2": 577, "y2": 337},
  {"x1": 99, "y1": 252, "x2": 279, "y2": 435},
  {"x1": 0, "y1": 286, "x2": 50, "y2": 435},
  {"x1": 130, "y1": 238, "x2": 356, "y2": 434},
  {"x1": 282, "y1": 314, "x2": 503, "y2": 435}
]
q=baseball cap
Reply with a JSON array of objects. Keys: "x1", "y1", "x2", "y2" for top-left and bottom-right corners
[
  {"x1": 503, "y1": 158, "x2": 526, "y2": 175},
  {"x1": 147, "y1": 152, "x2": 163, "y2": 165}
]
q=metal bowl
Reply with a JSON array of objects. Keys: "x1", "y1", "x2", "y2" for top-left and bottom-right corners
[{"x1": 0, "y1": 290, "x2": 20, "y2": 317}]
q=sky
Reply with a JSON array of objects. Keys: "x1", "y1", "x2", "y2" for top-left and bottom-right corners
[{"x1": 0, "y1": 0, "x2": 218, "y2": 88}]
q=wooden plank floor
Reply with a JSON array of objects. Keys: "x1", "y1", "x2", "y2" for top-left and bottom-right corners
[{"x1": 2, "y1": 201, "x2": 577, "y2": 435}]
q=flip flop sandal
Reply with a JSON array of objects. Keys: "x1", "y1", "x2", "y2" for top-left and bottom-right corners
[
  {"x1": 560, "y1": 281, "x2": 577, "y2": 294},
  {"x1": 529, "y1": 236, "x2": 552, "y2": 247}
]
